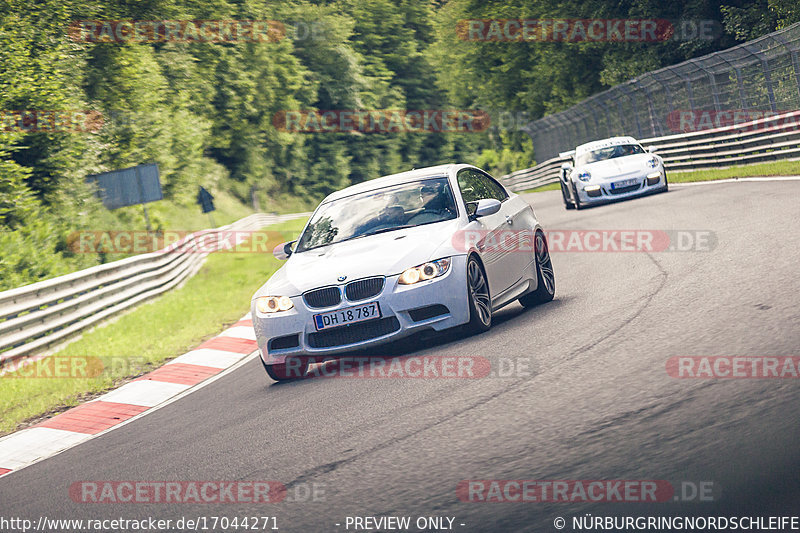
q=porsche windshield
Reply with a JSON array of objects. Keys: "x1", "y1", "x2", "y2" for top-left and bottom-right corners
[
  {"x1": 576, "y1": 143, "x2": 645, "y2": 166},
  {"x1": 295, "y1": 177, "x2": 458, "y2": 252}
]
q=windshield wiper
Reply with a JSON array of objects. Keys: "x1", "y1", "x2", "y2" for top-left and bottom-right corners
[
  {"x1": 297, "y1": 243, "x2": 333, "y2": 253},
  {"x1": 358, "y1": 224, "x2": 416, "y2": 238},
  {"x1": 298, "y1": 224, "x2": 417, "y2": 251}
]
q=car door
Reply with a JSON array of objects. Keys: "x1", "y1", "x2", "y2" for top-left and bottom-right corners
[
  {"x1": 456, "y1": 168, "x2": 517, "y2": 298},
  {"x1": 472, "y1": 169, "x2": 534, "y2": 290}
]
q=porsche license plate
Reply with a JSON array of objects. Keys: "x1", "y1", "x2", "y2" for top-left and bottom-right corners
[
  {"x1": 611, "y1": 178, "x2": 638, "y2": 190},
  {"x1": 313, "y1": 302, "x2": 381, "y2": 331}
]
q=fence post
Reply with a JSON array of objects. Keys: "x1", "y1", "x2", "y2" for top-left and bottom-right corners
[
  {"x1": 767, "y1": 31, "x2": 800, "y2": 107},
  {"x1": 734, "y1": 68, "x2": 747, "y2": 109},
  {"x1": 621, "y1": 83, "x2": 644, "y2": 138},
  {"x1": 665, "y1": 65, "x2": 696, "y2": 112},
  {"x1": 792, "y1": 51, "x2": 800, "y2": 102},
  {"x1": 762, "y1": 58, "x2": 778, "y2": 112},
  {"x1": 633, "y1": 78, "x2": 659, "y2": 138}
]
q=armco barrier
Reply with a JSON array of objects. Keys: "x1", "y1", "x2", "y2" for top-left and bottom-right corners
[
  {"x1": 0, "y1": 212, "x2": 308, "y2": 367},
  {"x1": 502, "y1": 110, "x2": 800, "y2": 192}
]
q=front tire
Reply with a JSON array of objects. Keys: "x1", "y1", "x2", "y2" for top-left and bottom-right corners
[
  {"x1": 571, "y1": 182, "x2": 583, "y2": 210},
  {"x1": 519, "y1": 230, "x2": 555, "y2": 307},
  {"x1": 465, "y1": 256, "x2": 492, "y2": 333},
  {"x1": 262, "y1": 355, "x2": 309, "y2": 382},
  {"x1": 560, "y1": 181, "x2": 575, "y2": 209}
]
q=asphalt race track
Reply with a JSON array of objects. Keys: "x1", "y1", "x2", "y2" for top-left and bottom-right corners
[{"x1": 2, "y1": 180, "x2": 799, "y2": 532}]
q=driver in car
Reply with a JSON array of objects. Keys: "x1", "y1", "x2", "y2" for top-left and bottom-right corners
[
  {"x1": 377, "y1": 193, "x2": 405, "y2": 226},
  {"x1": 418, "y1": 183, "x2": 455, "y2": 219}
]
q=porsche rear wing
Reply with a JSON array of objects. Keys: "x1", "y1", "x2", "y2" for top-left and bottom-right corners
[{"x1": 558, "y1": 150, "x2": 575, "y2": 159}]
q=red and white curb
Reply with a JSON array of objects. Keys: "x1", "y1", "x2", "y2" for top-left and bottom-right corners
[{"x1": 0, "y1": 315, "x2": 259, "y2": 479}]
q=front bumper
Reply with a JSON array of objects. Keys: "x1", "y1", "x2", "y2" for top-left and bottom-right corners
[
  {"x1": 253, "y1": 255, "x2": 471, "y2": 364},
  {"x1": 575, "y1": 169, "x2": 666, "y2": 204}
]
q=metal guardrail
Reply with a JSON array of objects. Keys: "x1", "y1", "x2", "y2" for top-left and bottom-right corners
[
  {"x1": 0, "y1": 212, "x2": 308, "y2": 367},
  {"x1": 502, "y1": 110, "x2": 800, "y2": 192}
]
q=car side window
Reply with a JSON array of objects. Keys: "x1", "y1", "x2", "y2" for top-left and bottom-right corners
[
  {"x1": 457, "y1": 169, "x2": 483, "y2": 205},
  {"x1": 458, "y1": 169, "x2": 508, "y2": 203},
  {"x1": 457, "y1": 169, "x2": 508, "y2": 216},
  {"x1": 474, "y1": 170, "x2": 509, "y2": 202}
]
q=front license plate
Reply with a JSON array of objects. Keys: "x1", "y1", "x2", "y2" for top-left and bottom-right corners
[
  {"x1": 611, "y1": 178, "x2": 638, "y2": 190},
  {"x1": 313, "y1": 302, "x2": 381, "y2": 331}
]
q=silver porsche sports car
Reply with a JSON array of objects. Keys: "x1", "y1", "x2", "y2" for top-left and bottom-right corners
[
  {"x1": 559, "y1": 136, "x2": 668, "y2": 210},
  {"x1": 251, "y1": 164, "x2": 555, "y2": 381}
]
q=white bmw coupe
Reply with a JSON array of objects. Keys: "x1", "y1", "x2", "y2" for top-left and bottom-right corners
[
  {"x1": 251, "y1": 164, "x2": 555, "y2": 381},
  {"x1": 559, "y1": 136, "x2": 668, "y2": 210}
]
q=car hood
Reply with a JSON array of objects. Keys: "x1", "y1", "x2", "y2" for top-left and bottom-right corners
[
  {"x1": 578, "y1": 153, "x2": 653, "y2": 180},
  {"x1": 254, "y1": 220, "x2": 461, "y2": 297}
]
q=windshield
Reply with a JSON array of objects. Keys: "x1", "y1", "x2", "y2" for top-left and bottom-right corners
[
  {"x1": 295, "y1": 177, "x2": 458, "y2": 253},
  {"x1": 576, "y1": 143, "x2": 645, "y2": 166}
]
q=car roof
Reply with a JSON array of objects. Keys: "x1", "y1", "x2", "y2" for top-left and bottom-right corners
[
  {"x1": 322, "y1": 164, "x2": 466, "y2": 202},
  {"x1": 575, "y1": 136, "x2": 639, "y2": 155}
]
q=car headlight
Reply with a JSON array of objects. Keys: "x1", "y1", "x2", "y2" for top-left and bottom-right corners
[
  {"x1": 399, "y1": 258, "x2": 451, "y2": 285},
  {"x1": 256, "y1": 296, "x2": 294, "y2": 313},
  {"x1": 647, "y1": 157, "x2": 659, "y2": 169},
  {"x1": 577, "y1": 170, "x2": 591, "y2": 182}
]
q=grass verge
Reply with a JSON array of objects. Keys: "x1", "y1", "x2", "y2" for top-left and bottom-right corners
[
  {"x1": 517, "y1": 182, "x2": 561, "y2": 194},
  {"x1": 0, "y1": 217, "x2": 308, "y2": 436},
  {"x1": 519, "y1": 159, "x2": 800, "y2": 194},
  {"x1": 144, "y1": 189, "x2": 256, "y2": 232},
  {"x1": 666, "y1": 159, "x2": 800, "y2": 182}
]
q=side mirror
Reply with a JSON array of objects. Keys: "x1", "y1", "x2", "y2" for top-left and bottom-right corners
[
  {"x1": 273, "y1": 240, "x2": 296, "y2": 260},
  {"x1": 474, "y1": 198, "x2": 501, "y2": 217},
  {"x1": 647, "y1": 146, "x2": 658, "y2": 153}
]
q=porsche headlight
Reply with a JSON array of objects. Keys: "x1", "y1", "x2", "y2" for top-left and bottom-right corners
[
  {"x1": 256, "y1": 295, "x2": 294, "y2": 313},
  {"x1": 399, "y1": 258, "x2": 451, "y2": 285},
  {"x1": 646, "y1": 157, "x2": 660, "y2": 169},
  {"x1": 577, "y1": 170, "x2": 591, "y2": 182}
]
